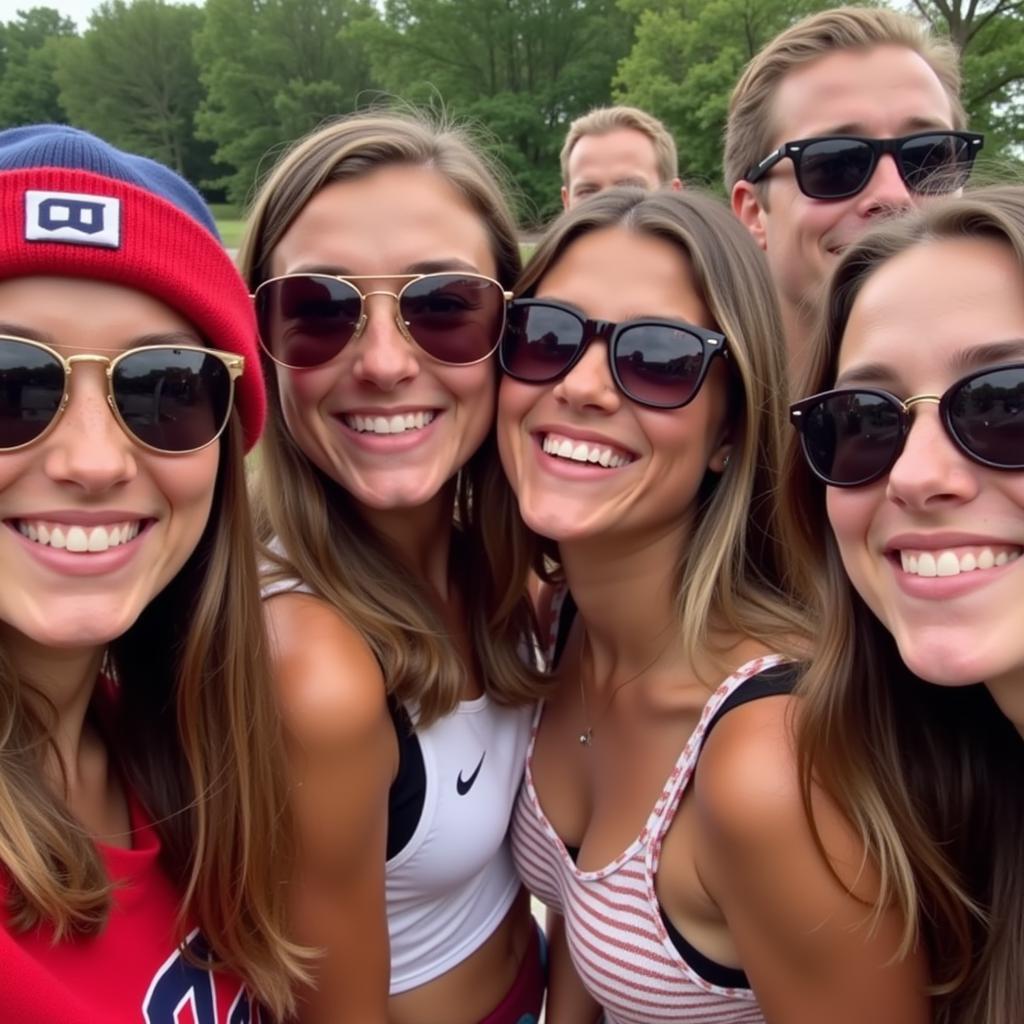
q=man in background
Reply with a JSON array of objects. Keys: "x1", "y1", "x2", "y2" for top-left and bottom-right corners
[
  {"x1": 725, "y1": 7, "x2": 975, "y2": 381},
  {"x1": 560, "y1": 105, "x2": 682, "y2": 209}
]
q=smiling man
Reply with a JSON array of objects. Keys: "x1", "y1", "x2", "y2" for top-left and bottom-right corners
[
  {"x1": 726, "y1": 8, "x2": 976, "y2": 383},
  {"x1": 561, "y1": 105, "x2": 682, "y2": 209}
]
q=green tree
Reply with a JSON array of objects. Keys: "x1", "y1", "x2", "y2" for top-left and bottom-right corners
[
  {"x1": 0, "y1": 7, "x2": 77, "y2": 127},
  {"x1": 615, "y1": 0, "x2": 853, "y2": 190},
  {"x1": 196, "y1": 0, "x2": 378, "y2": 205},
  {"x1": 905, "y1": 1, "x2": 1024, "y2": 162},
  {"x1": 358, "y1": 0, "x2": 634, "y2": 223},
  {"x1": 54, "y1": 0, "x2": 210, "y2": 180}
]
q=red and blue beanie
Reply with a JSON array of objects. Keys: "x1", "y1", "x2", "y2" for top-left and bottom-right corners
[{"x1": 0, "y1": 124, "x2": 264, "y2": 450}]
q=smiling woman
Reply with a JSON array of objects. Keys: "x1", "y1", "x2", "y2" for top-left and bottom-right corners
[
  {"x1": 497, "y1": 186, "x2": 930, "y2": 1024},
  {"x1": 0, "y1": 126, "x2": 308, "y2": 1022},
  {"x1": 783, "y1": 184, "x2": 1024, "y2": 1024},
  {"x1": 238, "y1": 111, "x2": 548, "y2": 1024}
]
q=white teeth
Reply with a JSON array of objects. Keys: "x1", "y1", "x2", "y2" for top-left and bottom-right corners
[
  {"x1": 14, "y1": 520, "x2": 141, "y2": 553},
  {"x1": 898, "y1": 545, "x2": 1022, "y2": 578},
  {"x1": 541, "y1": 434, "x2": 632, "y2": 469},
  {"x1": 346, "y1": 411, "x2": 435, "y2": 435}
]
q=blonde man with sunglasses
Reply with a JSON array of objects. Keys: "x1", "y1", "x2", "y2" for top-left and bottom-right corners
[{"x1": 726, "y1": 7, "x2": 976, "y2": 382}]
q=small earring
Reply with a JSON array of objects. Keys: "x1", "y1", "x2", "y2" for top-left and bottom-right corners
[{"x1": 721, "y1": 455, "x2": 730, "y2": 470}]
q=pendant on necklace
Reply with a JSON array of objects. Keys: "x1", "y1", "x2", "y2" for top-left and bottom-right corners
[{"x1": 579, "y1": 729, "x2": 592, "y2": 746}]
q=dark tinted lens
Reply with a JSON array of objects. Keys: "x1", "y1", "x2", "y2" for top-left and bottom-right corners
[
  {"x1": 798, "y1": 138, "x2": 875, "y2": 199},
  {"x1": 0, "y1": 338, "x2": 64, "y2": 448},
  {"x1": 401, "y1": 275, "x2": 504, "y2": 364},
  {"x1": 898, "y1": 133, "x2": 973, "y2": 195},
  {"x1": 501, "y1": 302, "x2": 583, "y2": 381},
  {"x1": 113, "y1": 349, "x2": 232, "y2": 452},
  {"x1": 613, "y1": 324, "x2": 706, "y2": 407},
  {"x1": 802, "y1": 391, "x2": 903, "y2": 485},
  {"x1": 948, "y1": 366, "x2": 1024, "y2": 469},
  {"x1": 256, "y1": 276, "x2": 361, "y2": 368}
]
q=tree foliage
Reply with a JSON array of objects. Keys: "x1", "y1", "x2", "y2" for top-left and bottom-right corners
[
  {"x1": 196, "y1": 0, "x2": 378, "y2": 204},
  {"x1": 0, "y1": 7, "x2": 75, "y2": 126},
  {"x1": 358, "y1": 0, "x2": 634, "y2": 222},
  {"x1": 905, "y1": 1, "x2": 1024, "y2": 160},
  {"x1": 54, "y1": 0, "x2": 210, "y2": 180},
  {"x1": 614, "y1": 0, "x2": 841, "y2": 190}
]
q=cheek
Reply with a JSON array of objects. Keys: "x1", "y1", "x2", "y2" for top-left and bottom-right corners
[
  {"x1": 497, "y1": 378, "x2": 545, "y2": 490},
  {"x1": 276, "y1": 365, "x2": 335, "y2": 438},
  {"x1": 445, "y1": 362, "x2": 496, "y2": 441},
  {"x1": 826, "y1": 486, "x2": 882, "y2": 584},
  {"x1": 151, "y1": 446, "x2": 220, "y2": 540}
]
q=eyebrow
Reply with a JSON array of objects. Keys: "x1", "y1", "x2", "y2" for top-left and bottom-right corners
[
  {"x1": 835, "y1": 339, "x2": 1024, "y2": 389},
  {"x1": 809, "y1": 117, "x2": 949, "y2": 138},
  {"x1": 290, "y1": 259, "x2": 482, "y2": 277},
  {"x1": 0, "y1": 322, "x2": 202, "y2": 350}
]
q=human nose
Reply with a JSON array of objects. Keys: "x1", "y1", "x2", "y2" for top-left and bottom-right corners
[
  {"x1": 856, "y1": 152, "x2": 913, "y2": 217},
  {"x1": 43, "y1": 363, "x2": 137, "y2": 492},
  {"x1": 552, "y1": 339, "x2": 621, "y2": 415},
  {"x1": 885, "y1": 403, "x2": 979, "y2": 510},
  {"x1": 350, "y1": 291, "x2": 419, "y2": 390}
]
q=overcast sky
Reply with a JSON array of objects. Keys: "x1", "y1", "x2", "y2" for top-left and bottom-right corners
[{"x1": 0, "y1": 0, "x2": 199, "y2": 30}]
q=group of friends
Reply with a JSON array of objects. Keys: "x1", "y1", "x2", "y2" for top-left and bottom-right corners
[{"x1": 0, "y1": 5, "x2": 1020, "y2": 1024}]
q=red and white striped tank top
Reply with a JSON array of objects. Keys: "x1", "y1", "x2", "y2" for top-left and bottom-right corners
[{"x1": 512, "y1": 653, "x2": 788, "y2": 1024}]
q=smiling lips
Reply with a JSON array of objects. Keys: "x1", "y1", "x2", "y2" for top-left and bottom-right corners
[
  {"x1": 541, "y1": 432, "x2": 635, "y2": 469},
  {"x1": 898, "y1": 544, "x2": 1022, "y2": 578},
  {"x1": 14, "y1": 519, "x2": 144, "y2": 553}
]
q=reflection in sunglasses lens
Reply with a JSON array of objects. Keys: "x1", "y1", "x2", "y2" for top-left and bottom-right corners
[
  {"x1": 113, "y1": 349, "x2": 231, "y2": 452},
  {"x1": 801, "y1": 139, "x2": 875, "y2": 199},
  {"x1": 0, "y1": 339, "x2": 65, "y2": 448},
  {"x1": 502, "y1": 304, "x2": 582, "y2": 381},
  {"x1": 950, "y1": 367, "x2": 1024, "y2": 468},
  {"x1": 401, "y1": 274, "x2": 504, "y2": 364},
  {"x1": 807, "y1": 392, "x2": 903, "y2": 485},
  {"x1": 614, "y1": 325, "x2": 705, "y2": 407}
]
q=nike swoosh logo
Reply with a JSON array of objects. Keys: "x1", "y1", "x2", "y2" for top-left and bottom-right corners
[{"x1": 456, "y1": 752, "x2": 486, "y2": 795}]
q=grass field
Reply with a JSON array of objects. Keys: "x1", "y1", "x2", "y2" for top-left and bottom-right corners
[{"x1": 209, "y1": 203, "x2": 247, "y2": 249}]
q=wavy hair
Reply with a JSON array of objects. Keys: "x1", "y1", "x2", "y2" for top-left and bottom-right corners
[
  {"x1": 780, "y1": 184, "x2": 1024, "y2": 1024},
  {"x1": 490, "y1": 187, "x2": 812, "y2": 674},
  {"x1": 239, "y1": 110, "x2": 545, "y2": 724},
  {"x1": 0, "y1": 412, "x2": 309, "y2": 1019}
]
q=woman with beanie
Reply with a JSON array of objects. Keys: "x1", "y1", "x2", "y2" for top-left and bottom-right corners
[
  {"x1": 239, "y1": 112, "x2": 546, "y2": 1024},
  {"x1": 0, "y1": 125, "x2": 306, "y2": 1023}
]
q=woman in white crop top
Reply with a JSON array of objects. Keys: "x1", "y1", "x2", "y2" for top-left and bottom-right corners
[
  {"x1": 495, "y1": 189, "x2": 931, "y2": 1023},
  {"x1": 238, "y1": 112, "x2": 547, "y2": 1024}
]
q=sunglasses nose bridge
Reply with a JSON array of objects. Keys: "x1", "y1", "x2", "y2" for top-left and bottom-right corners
[{"x1": 904, "y1": 394, "x2": 941, "y2": 412}]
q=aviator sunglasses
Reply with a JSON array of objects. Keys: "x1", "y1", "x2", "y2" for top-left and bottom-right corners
[
  {"x1": 745, "y1": 131, "x2": 984, "y2": 201},
  {"x1": 0, "y1": 336, "x2": 242, "y2": 454},
  {"x1": 499, "y1": 298, "x2": 727, "y2": 409},
  {"x1": 790, "y1": 363, "x2": 1024, "y2": 488},
  {"x1": 253, "y1": 272, "x2": 512, "y2": 369}
]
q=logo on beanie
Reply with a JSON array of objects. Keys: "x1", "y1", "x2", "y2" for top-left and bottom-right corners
[{"x1": 25, "y1": 190, "x2": 120, "y2": 249}]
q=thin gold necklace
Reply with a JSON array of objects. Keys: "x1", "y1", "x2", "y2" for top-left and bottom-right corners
[{"x1": 577, "y1": 625, "x2": 677, "y2": 747}]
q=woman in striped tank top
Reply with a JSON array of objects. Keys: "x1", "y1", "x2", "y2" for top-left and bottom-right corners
[{"x1": 495, "y1": 188, "x2": 930, "y2": 1023}]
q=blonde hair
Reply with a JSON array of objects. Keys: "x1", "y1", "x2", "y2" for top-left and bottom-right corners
[
  {"x1": 560, "y1": 105, "x2": 678, "y2": 187},
  {"x1": 239, "y1": 110, "x2": 545, "y2": 725},
  {"x1": 724, "y1": 6, "x2": 965, "y2": 193},
  {"x1": 497, "y1": 187, "x2": 811, "y2": 672},
  {"x1": 0, "y1": 414, "x2": 309, "y2": 1019},
  {"x1": 781, "y1": 185, "x2": 1024, "y2": 1024}
]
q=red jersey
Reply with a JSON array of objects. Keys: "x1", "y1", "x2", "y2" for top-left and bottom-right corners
[{"x1": 0, "y1": 795, "x2": 259, "y2": 1024}]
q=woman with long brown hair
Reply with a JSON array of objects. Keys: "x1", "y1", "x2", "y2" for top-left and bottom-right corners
[
  {"x1": 785, "y1": 184, "x2": 1024, "y2": 1024},
  {"x1": 239, "y1": 111, "x2": 546, "y2": 1024},
  {"x1": 499, "y1": 186, "x2": 928, "y2": 1024},
  {"x1": 0, "y1": 126, "x2": 305, "y2": 1022}
]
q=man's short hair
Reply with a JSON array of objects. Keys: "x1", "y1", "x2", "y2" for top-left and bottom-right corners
[
  {"x1": 560, "y1": 105, "x2": 678, "y2": 186},
  {"x1": 723, "y1": 7, "x2": 966, "y2": 193}
]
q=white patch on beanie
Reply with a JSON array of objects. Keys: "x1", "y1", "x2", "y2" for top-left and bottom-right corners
[{"x1": 25, "y1": 190, "x2": 120, "y2": 249}]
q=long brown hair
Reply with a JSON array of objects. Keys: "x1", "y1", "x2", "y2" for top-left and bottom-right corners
[
  {"x1": 239, "y1": 110, "x2": 545, "y2": 724},
  {"x1": 0, "y1": 413, "x2": 309, "y2": 1019},
  {"x1": 490, "y1": 187, "x2": 812, "y2": 671},
  {"x1": 781, "y1": 184, "x2": 1024, "y2": 1024}
]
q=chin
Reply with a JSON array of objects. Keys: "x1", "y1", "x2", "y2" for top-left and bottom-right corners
[{"x1": 897, "y1": 639, "x2": 989, "y2": 688}]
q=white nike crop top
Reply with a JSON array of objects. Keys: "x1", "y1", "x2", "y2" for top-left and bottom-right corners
[{"x1": 261, "y1": 559, "x2": 533, "y2": 994}]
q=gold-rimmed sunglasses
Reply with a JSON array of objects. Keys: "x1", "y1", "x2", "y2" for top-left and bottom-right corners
[
  {"x1": 0, "y1": 335, "x2": 243, "y2": 454},
  {"x1": 252, "y1": 271, "x2": 512, "y2": 369}
]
